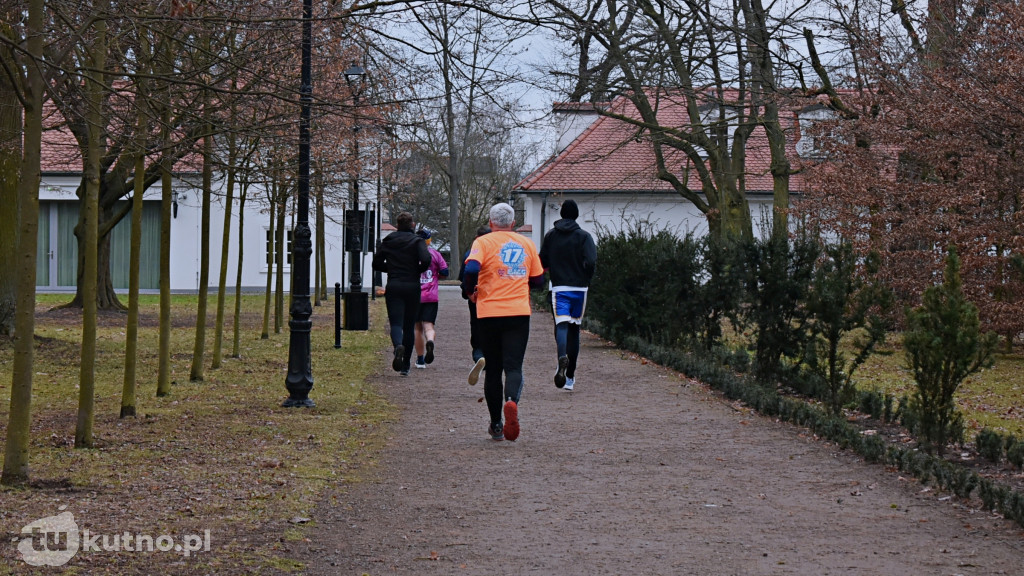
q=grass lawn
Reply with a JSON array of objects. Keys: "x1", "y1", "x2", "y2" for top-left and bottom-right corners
[
  {"x1": 0, "y1": 293, "x2": 392, "y2": 574},
  {"x1": 855, "y1": 338, "x2": 1024, "y2": 438}
]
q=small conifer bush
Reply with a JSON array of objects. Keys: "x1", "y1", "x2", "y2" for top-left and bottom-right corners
[{"x1": 904, "y1": 247, "x2": 997, "y2": 454}]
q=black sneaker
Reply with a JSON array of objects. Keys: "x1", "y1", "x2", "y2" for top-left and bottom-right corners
[
  {"x1": 424, "y1": 340, "x2": 435, "y2": 364},
  {"x1": 554, "y1": 355, "x2": 568, "y2": 388},
  {"x1": 488, "y1": 421, "x2": 504, "y2": 441},
  {"x1": 392, "y1": 345, "x2": 405, "y2": 372}
]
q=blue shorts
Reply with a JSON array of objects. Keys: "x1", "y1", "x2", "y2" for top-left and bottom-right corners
[{"x1": 550, "y1": 289, "x2": 587, "y2": 324}]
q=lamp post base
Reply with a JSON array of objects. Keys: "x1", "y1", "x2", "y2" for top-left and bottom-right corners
[
  {"x1": 344, "y1": 290, "x2": 369, "y2": 330},
  {"x1": 282, "y1": 396, "x2": 316, "y2": 408}
]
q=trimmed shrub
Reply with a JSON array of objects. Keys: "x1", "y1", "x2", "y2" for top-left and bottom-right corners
[
  {"x1": 882, "y1": 394, "x2": 895, "y2": 424},
  {"x1": 590, "y1": 224, "x2": 703, "y2": 346},
  {"x1": 803, "y1": 245, "x2": 892, "y2": 414},
  {"x1": 897, "y1": 394, "x2": 919, "y2": 434},
  {"x1": 861, "y1": 434, "x2": 886, "y2": 463},
  {"x1": 1007, "y1": 437, "x2": 1024, "y2": 469},
  {"x1": 859, "y1": 390, "x2": 884, "y2": 421},
  {"x1": 979, "y1": 478, "x2": 1009, "y2": 512},
  {"x1": 976, "y1": 428, "x2": 1004, "y2": 463},
  {"x1": 904, "y1": 247, "x2": 997, "y2": 454},
  {"x1": 734, "y1": 229, "x2": 819, "y2": 382},
  {"x1": 695, "y1": 235, "x2": 744, "y2": 350}
]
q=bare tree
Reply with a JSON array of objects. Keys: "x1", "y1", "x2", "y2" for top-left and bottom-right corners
[
  {"x1": 76, "y1": 0, "x2": 109, "y2": 449},
  {"x1": 370, "y1": 1, "x2": 534, "y2": 269},
  {"x1": 527, "y1": 0, "x2": 841, "y2": 242},
  {"x1": 0, "y1": 9, "x2": 22, "y2": 337},
  {"x1": 1, "y1": 0, "x2": 45, "y2": 485}
]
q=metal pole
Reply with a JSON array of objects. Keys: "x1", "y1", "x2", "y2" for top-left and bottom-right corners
[
  {"x1": 349, "y1": 123, "x2": 362, "y2": 292},
  {"x1": 334, "y1": 282, "x2": 341, "y2": 349},
  {"x1": 283, "y1": 0, "x2": 315, "y2": 408}
]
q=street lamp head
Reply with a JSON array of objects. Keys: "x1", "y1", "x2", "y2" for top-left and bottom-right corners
[{"x1": 344, "y1": 64, "x2": 366, "y2": 86}]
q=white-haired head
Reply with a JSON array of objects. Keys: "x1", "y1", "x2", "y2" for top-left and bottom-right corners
[{"x1": 488, "y1": 202, "x2": 515, "y2": 229}]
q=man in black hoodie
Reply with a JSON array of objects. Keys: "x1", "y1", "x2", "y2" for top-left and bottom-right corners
[
  {"x1": 539, "y1": 199, "x2": 597, "y2": 391},
  {"x1": 373, "y1": 212, "x2": 431, "y2": 375}
]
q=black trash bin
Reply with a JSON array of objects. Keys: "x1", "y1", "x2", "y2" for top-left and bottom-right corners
[{"x1": 344, "y1": 291, "x2": 369, "y2": 331}]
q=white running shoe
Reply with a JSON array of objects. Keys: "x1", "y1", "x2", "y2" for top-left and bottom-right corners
[
  {"x1": 564, "y1": 377, "x2": 574, "y2": 391},
  {"x1": 468, "y1": 357, "x2": 486, "y2": 385}
]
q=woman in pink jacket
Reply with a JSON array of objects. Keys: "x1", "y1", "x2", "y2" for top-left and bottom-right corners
[{"x1": 414, "y1": 228, "x2": 449, "y2": 368}]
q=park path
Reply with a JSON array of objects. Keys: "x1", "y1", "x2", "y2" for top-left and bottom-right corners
[{"x1": 296, "y1": 287, "x2": 1023, "y2": 575}]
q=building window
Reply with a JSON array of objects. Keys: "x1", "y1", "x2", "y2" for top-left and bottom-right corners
[
  {"x1": 694, "y1": 103, "x2": 740, "y2": 159},
  {"x1": 266, "y1": 228, "x2": 293, "y2": 269},
  {"x1": 796, "y1": 105, "x2": 838, "y2": 159}
]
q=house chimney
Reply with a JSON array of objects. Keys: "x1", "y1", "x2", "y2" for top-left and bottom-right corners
[{"x1": 553, "y1": 102, "x2": 604, "y2": 153}]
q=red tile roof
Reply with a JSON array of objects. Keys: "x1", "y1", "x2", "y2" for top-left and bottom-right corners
[
  {"x1": 40, "y1": 107, "x2": 81, "y2": 173},
  {"x1": 515, "y1": 93, "x2": 810, "y2": 194},
  {"x1": 38, "y1": 99, "x2": 201, "y2": 174}
]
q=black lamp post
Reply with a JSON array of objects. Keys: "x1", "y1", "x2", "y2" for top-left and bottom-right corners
[
  {"x1": 344, "y1": 64, "x2": 365, "y2": 294},
  {"x1": 283, "y1": 0, "x2": 315, "y2": 408}
]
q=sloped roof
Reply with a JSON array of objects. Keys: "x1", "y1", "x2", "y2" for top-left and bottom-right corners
[
  {"x1": 38, "y1": 97, "x2": 201, "y2": 175},
  {"x1": 515, "y1": 92, "x2": 811, "y2": 194},
  {"x1": 40, "y1": 106, "x2": 82, "y2": 173}
]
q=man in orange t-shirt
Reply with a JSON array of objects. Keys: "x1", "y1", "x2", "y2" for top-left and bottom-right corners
[{"x1": 461, "y1": 203, "x2": 544, "y2": 442}]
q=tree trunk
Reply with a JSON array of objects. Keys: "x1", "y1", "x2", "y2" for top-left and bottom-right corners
[
  {"x1": 0, "y1": 16, "x2": 22, "y2": 337},
  {"x1": 275, "y1": 194, "x2": 286, "y2": 334},
  {"x1": 743, "y1": 0, "x2": 791, "y2": 242},
  {"x1": 261, "y1": 191, "x2": 275, "y2": 339},
  {"x1": 212, "y1": 134, "x2": 237, "y2": 369},
  {"x1": 190, "y1": 127, "x2": 213, "y2": 382},
  {"x1": 442, "y1": 24, "x2": 462, "y2": 275},
  {"x1": 2, "y1": 0, "x2": 43, "y2": 485},
  {"x1": 76, "y1": 9, "x2": 107, "y2": 448},
  {"x1": 707, "y1": 176, "x2": 753, "y2": 245},
  {"x1": 69, "y1": 201, "x2": 126, "y2": 310},
  {"x1": 232, "y1": 183, "x2": 247, "y2": 357},
  {"x1": 313, "y1": 197, "x2": 320, "y2": 306},
  {"x1": 315, "y1": 183, "x2": 325, "y2": 304},
  {"x1": 157, "y1": 159, "x2": 172, "y2": 396},
  {"x1": 120, "y1": 148, "x2": 145, "y2": 418},
  {"x1": 156, "y1": 33, "x2": 174, "y2": 397}
]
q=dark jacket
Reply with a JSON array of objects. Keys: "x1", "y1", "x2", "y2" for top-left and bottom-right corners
[
  {"x1": 373, "y1": 230, "x2": 430, "y2": 283},
  {"x1": 458, "y1": 248, "x2": 473, "y2": 299},
  {"x1": 539, "y1": 218, "x2": 597, "y2": 287}
]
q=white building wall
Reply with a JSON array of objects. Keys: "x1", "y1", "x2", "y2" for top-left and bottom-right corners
[
  {"x1": 518, "y1": 192, "x2": 776, "y2": 246},
  {"x1": 38, "y1": 175, "x2": 372, "y2": 294}
]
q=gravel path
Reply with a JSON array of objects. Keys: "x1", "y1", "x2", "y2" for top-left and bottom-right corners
[{"x1": 296, "y1": 287, "x2": 1023, "y2": 575}]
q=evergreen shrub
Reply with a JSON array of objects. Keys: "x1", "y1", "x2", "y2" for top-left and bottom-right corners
[
  {"x1": 589, "y1": 225, "x2": 702, "y2": 346},
  {"x1": 803, "y1": 244, "x2": 892, "y2": 414},
  {"x1": 1006, "y1": 437, "x2": 1024, "y2": 469},
  {"x1": 976, "y1": 428, "x2": 1004, "y2": 463},
  {"x1": 904, "y1": 247, "x2": 997, "y2": 454},
  {"x1": 735, "y1": 229, "x2": 818, "y2": 382}
]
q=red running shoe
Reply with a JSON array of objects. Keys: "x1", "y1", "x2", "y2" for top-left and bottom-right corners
[{"x1": 503, "y1": 401, "x2": 519, "y2": 442}]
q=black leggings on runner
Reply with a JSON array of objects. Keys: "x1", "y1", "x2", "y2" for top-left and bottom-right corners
[
  {"x1": 384, "y1": 280, "x2": 420, "y2": 368},
  {"x1": 478, "y1": 315, "x2": 531, "y2": 424}
]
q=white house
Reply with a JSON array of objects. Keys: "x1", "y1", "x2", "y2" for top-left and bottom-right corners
[
  {"x1": 511, "y1": 96, "x2": 820, "y2": 246},
  {"x1": 36, "y1": 168, "x2": 379, "y2": 296}
]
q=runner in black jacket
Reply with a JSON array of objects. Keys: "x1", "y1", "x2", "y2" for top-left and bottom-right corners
[
  {"x1": 373, "y1": 212, "x2": 430, "y2": 375},
  {"x1": 539, "y1": 199, "x2": 597, "y2": 391},
  {"x1": 458, "y1": 225, "x2": 491, "y2": 385}
]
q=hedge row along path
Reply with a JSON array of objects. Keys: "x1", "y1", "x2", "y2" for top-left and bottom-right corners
[{"x1": 294, "y1": 287, "x2": 1022, "y2": 574}]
